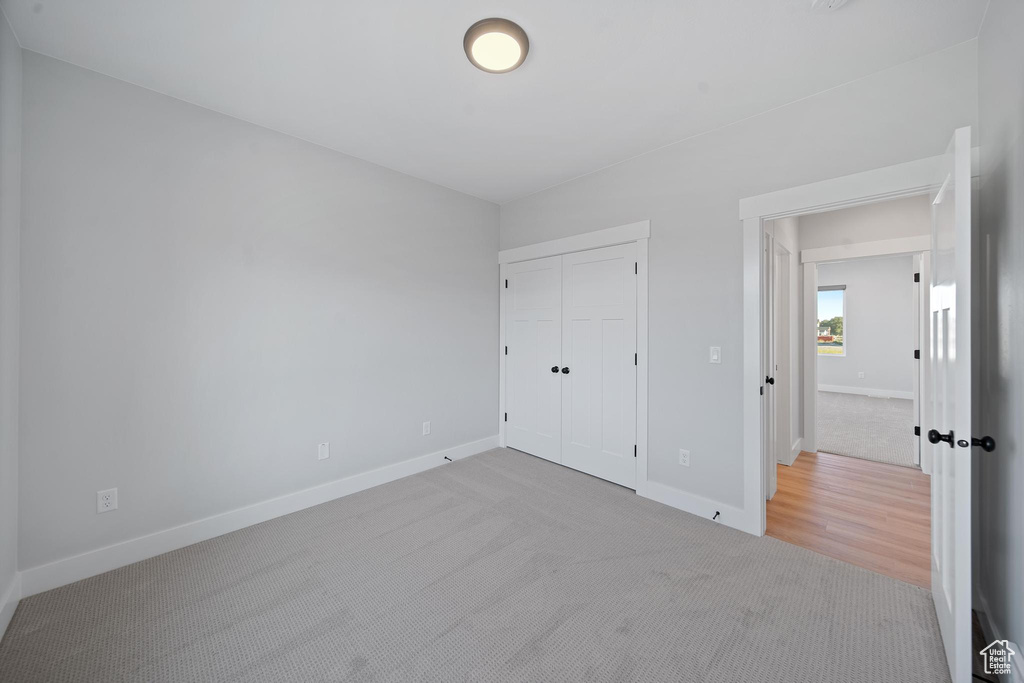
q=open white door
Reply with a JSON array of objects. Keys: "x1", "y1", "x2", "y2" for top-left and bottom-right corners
[
  {"x1": 773, "y1": 244, "x2": 791, "y2": 481},
  {"x1": 763, "y1": 230, "x2": 777, "y2": 499},
  {"x1": 927, "y1": 126, "x2": 973, "y2": 683}
]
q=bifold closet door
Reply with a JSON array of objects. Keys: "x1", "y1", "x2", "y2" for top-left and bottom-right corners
[
  {"x1": 560, "y1": 243, "x2": 637, "y2": 489},
  {"x1": 505, "y1": 255, "x2": 562, "y2": 463}
]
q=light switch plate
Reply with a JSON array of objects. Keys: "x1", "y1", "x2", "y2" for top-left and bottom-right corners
[{"x1": 709, "y1": 347, "x2": 722, "y2": 364}]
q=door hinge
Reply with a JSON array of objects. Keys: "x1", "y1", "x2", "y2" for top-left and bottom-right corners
[
  {"x1": 634, "y1": 352, "x2": 637, "y2": 366},
  {"x1": 505, "y1": 345, "x2": 508, "y2": 355},
  {"x1": 635, "y1": 262, "x2": 638, "y2": 274},
  {"x1": 914, "y1": 426, "x2": 921, "y2": 436},
  {"x1": 634, "y1": 444, "x2": 637, "y2": 458},
  {"x1": 914, "y1": 272, "x2": 920, "y2": 283},
  {"x1": 504, "y1": 412, "x2": 507, "y2": 422},
  {"x1": 914, "y1": 349, "x2": 920, "y2": 360},
  {"x1": 505, "y1": 279, "x2": 508, "y2": 288}
]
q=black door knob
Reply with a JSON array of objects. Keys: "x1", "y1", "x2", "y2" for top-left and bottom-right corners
[
  {"x1": 928, "y1": 429, "x2": 955, "y2": 448},
  {"x1": 551, "y1": 366, "x2": 559, "y2": 373},
  {"x1": 972, "y1": 435, "x2": 997, "y2": 452},
  {"x1": 561, "y1": 367, "x2": 570, "y2": 374}
]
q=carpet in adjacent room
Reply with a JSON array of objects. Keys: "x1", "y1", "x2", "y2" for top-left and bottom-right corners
[{"x1": 816, "y1": 390, "x2": 917, "y2": 467}]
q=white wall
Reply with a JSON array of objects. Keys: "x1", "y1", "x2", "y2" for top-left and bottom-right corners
[
  {"x1": 499, "y1": 42, "x2": 977, "y2": 514},
  {"x1": 815, "y1": 255, "x2": 915, "y2": 397},
  {"x1": 797, "y1": 194, "x2": 931, "y2": 249},
  {"x1": 0, "y1": 9, "x2": 22, "y2": 633},
  {"x1": 977, "y1": 0, "x2": 1024, "y2": 659},
  {"x1": 772, "y1": 217, "x2": 799, "y2": 255},
  {"x1": 18, "y1": 53, "x2": 499, "y2": 571}
]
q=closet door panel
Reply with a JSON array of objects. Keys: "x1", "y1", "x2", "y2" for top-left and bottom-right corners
[
  {"x1": 560, "y1": 243, "x2": 637, "y2": 488},
  {"x1": 505, "y1": 256, "x2": 562, "y2": 463},
  {"x1": 567, "y1": 318, "x2": 593, "y2": 449}
]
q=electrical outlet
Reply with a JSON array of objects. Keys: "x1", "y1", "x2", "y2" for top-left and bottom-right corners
[
  {"x1": 422, "y1": 421, "x2": 431, "y2": 436},
  {"x1": 679, "y1": 449, "x2": 690, "y2": 467},
  {"x1": 97, "y1": 488, "x2": 118, "y2": 514},
  {"x1": 317, "y1": 442, "x2": 330, "y2": 461}
]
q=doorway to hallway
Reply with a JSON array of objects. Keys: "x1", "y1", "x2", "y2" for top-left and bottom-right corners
[{"x1": 766, "y1": 450, "x2": 930, "y2": 587}]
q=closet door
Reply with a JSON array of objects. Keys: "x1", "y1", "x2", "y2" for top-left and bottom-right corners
[
  {"x1": 505, "y1": 256, "x2": 562, "y2": 463},
  {"x1": 560, "y1": 243, "x2": 637, "y2": 488}
]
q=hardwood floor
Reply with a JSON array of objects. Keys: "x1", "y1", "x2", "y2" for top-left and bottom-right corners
[{"x1": 766, "y1": 450, "x2": 931, "y2": 588}]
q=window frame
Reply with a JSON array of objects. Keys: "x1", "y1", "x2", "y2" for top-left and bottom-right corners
[{"x1": 816, "y1": 284, "x2": 847, "y2": 358}]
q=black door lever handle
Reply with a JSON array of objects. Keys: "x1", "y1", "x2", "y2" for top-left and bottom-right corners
[
  {"x1": 970, "y1": 435, "x2": 996, "y2": 452},
  {"x1": 928, "y1": 429, "x2": 955, "y2": 448}
]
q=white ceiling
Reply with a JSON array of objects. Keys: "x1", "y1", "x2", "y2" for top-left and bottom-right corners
[{"x1": 1, "y1": 0, "x2": 986, "y2": 203}]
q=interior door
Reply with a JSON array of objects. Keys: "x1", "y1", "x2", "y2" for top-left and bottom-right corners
[
  {"x1": 763, "y1": 230, "x2": 777, "y2": 499},
  {"x1": 919, "y1": 251, "x2": 933, "y2": 475},
  {"x1": 773, "y1": 243, "x2": 790, "y2": 487},
  {"x1": 560, "y1": 243, "x2": 637, "y2": 488},
  {"x1": 913, "y1": 253, "x2": 922, "y2": 468},
  {"x1": 505, "y1": 256, "x2": 562, "y2": 463},
  {"x1": 928, "y1": 126, "x2": 972, "y2": 683}
]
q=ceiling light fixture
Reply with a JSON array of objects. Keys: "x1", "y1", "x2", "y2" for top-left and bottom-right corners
[{"x1": 464, "y1": 18, "x2": 529, "y2": 73}]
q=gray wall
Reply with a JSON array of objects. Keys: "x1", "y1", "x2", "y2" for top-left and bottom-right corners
[
  {"x1": 0, "y1": 10, "x2": 21, "y2": 611},
  {"x1": 977, "y1": 0, "x2": 1023, "y2": 654},
  {"x1": 500, "y1": 42, "x2": 977, "y2": 509},
  {"x1": 18, "y1": 53, "x2": 499, "y2": 570},
  {"x1": 816, "y1": 255, "x2": 915, "y2": 395},
  {"x1": 797, "y1": 194, "x2": 930, "y2": 250}
]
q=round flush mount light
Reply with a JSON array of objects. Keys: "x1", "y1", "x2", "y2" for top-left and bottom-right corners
[{"x1": 464, "y1": 18, "x2": 529, "y2": 73}]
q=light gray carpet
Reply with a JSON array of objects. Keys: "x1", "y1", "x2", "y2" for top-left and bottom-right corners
[
  {"x1": 817, "y1": 391, "x2": 917, "y2": 468},
  {"x1": 0, "y1": 448, "x2": 948, "y2": 682}
]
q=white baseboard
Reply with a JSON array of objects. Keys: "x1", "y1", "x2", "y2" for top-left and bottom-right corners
[
  {"x1": 779, "y1": 438, "x2": 802, "y2": 467},
  {"x1": 0, "y1": 572, "x2": 21, "y2": 642},
  {"x1": 976, "y1": 590, "x2": 1024, "y2": 683},
  {"x1": 818, "y1": 384, "x2": 914, "y2": 400},
  {"x1": 641, "y1": 481, "x2": 759, "y2": 536},
  {"x1": 20, "y1": 435, "x2": 499, "y2": 598}
]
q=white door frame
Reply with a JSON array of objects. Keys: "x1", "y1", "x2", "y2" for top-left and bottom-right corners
[
  {"x1": 739, "y1": 153, "x2": 978, "y2": 536},
  {"x1": 498, "y1": 220, "x2": 650, "y2": 495}
]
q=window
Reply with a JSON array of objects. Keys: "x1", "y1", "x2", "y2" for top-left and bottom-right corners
[{"x1": 817, "y1": 285, "x2": 845, "y2": 356}]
